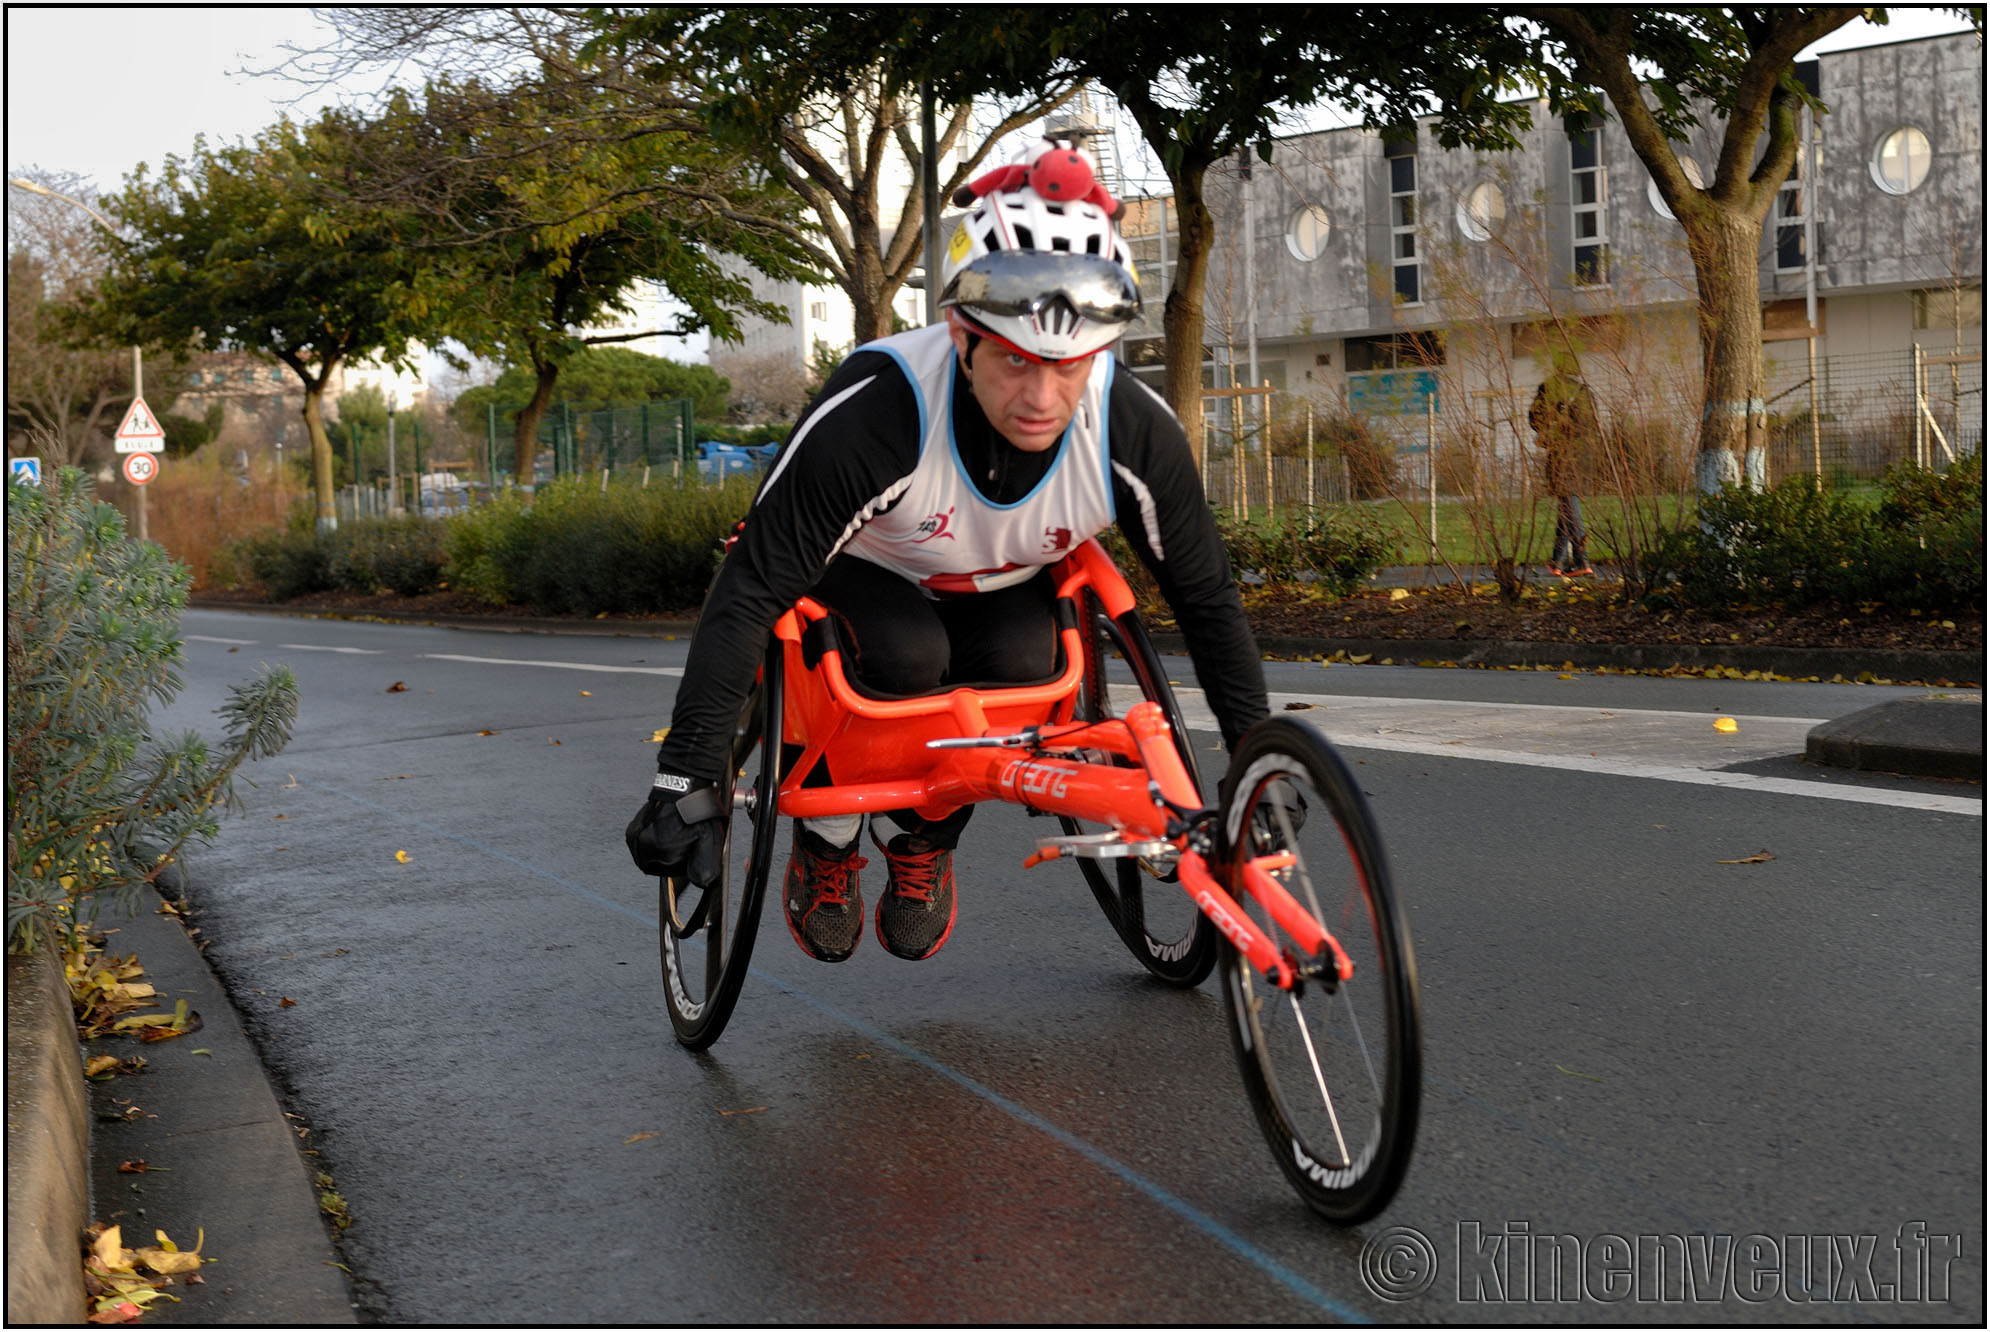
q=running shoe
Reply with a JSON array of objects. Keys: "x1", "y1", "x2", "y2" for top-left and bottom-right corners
[
  {"x1": 873, "y1": 828, "x2": 958, "y2": 961},
  {"x1": 783, "y1": 826, "x2": 867, "y2": 962}
]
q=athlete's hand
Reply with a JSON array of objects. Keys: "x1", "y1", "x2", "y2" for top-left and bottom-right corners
[{"x1": 626, "y1": 774, "x2": 726, "y2": 888}]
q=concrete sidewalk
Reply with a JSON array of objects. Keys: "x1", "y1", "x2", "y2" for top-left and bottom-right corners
[{"x1": 5, "y1": 886, "x2": 357, "y2": 1325}]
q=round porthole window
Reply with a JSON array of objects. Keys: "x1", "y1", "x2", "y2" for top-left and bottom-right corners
[
  {"x1": 1285, "y1": 204, "x2": 1332, "y2": 261},
  {"x1": 1648, "y1": 156, "x2": 1705, "y2": 219},
  {"x1": 1871, "y1": 126, "x2": 1932, "y2": 195},
  {"x1": 1455, "y1": 182, "x2": 1506, "y2": 242}
]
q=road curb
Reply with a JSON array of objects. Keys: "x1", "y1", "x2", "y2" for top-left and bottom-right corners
[
  {"x1": 4, "y1": 943, "x2": 89, "y2": 1325},
  {"x1": 1805, "y1": 695, "x2": 1987, "y2": 780}
]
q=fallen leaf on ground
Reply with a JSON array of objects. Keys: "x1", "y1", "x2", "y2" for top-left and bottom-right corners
[
  {"x1": 1713, "y1": 717, "x2": 1739, "y2": 733},
  {"x1": 394, "y1": 850, "x2": 410, "y2": 863},
  {"x1": 1282, "y1": 702, "x2": 1315, "y2": 710},
  {"x1": 1556, "y1": 1064, "x2": 1605, "y2": 1083},
  {"x1": 624, "y1": 1131, "x2": 657, "y2": 1144},
  {"x1": 1716, "y1": 850, "x2": 1776, "y2": 864},
  {"x1": 649, "y1": 728, "x2": 670, "y2": 743},
  {"x1": 719, "y1": 1106, "x2": 767, "y2": 1117},
  {"x1": 117, "y1": 1161, "x2": 168, "y2": 1174},
  {"x1": 477, "y1": 729, "x2": 498, "y2": 736},
  {"x1": 580, "y1": 690, "x2": 593, "y2": 696},
  {"x1": 279, "y1": 996, "x2": 297, "y2": 1007},
  {"x1": 281, "y1": 774, "x2": 299, "y2": 788},
  {"x1": 85, "y1": 1055, "x2": 123, "y2": 1078},
  {"x1": 385, "y1": 681, "x2": 408, "y2": 693}
]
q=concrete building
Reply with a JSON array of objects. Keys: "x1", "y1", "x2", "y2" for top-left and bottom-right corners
[{"x1": 1129, "y1": 30, "x2": 1981, "y2": 497}]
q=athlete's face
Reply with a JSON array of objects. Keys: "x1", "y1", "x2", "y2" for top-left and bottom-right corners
[{"x1": 950, "y1": 322, "x2": 1093, "y2": 453}]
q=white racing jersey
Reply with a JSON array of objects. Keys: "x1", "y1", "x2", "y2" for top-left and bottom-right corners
[{"x1": 840, "y1": 325, "x2": 1115, "y2": 594}]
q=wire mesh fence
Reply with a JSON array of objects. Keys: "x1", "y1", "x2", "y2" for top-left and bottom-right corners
[
  {"x1": 1193, "y1": 344, "x2": 1983, "y2": 518},
  {"x1": 475, "y1": 398, "x2": 704, "y2": 484}
]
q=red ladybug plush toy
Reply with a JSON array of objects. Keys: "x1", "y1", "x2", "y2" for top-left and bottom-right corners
[{"x1": 952, "y1": 136, "x2": 1122, "y2": 219}]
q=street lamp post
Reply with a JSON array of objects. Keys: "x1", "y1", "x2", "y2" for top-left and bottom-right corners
[{"x1": 9, "y1": 176, "x2": 149, "y2": 541}]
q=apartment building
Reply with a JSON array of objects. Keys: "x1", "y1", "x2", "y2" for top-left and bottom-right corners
[{"x1": 1125, "y1": 30, "x2": 1981, "y2": 485}]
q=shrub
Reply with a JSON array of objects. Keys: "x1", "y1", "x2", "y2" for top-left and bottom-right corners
[
  {"x1": 6, "y1": 465, "x2": 297, "y2": 953},
  {"x1": 324, "y1": 517, "x2": 447, "y2": 596},
  {"x1": 219, "y1": 507, "x2": 334, "y2": 600},
  {"x1": 1214, "y1": 506, "x2": 1401, "y2": 597},
  {"x1": 1646, "y1": 460, "x2": 1983, "y2": 613},
  {"x1": 214, "y1": 513, "x2": 448, "y2": 599},
  {"x1": 442, "y1": 476, "x2": 755, "y2": 616}
]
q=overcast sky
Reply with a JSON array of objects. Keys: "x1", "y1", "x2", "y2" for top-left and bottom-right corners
[{"x1": 6, "y1": 7, "x2": 1977, "y2": 365}]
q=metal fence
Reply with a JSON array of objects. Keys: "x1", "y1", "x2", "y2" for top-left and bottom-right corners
[
  {"x1": 1194, "y1": 344, "x2": 1983, "y2": 517},
  {"x1": 477, "y1": 398, "x2": 702, "y2": 484}
]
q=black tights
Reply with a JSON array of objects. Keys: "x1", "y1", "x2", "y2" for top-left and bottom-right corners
[{"x1": 805, "y1": 556, "x2": 1057, "y2": 848}]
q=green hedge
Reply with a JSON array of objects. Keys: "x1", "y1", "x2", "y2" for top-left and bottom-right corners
[
  {"x1": 6, "y1": 467, "x2": 296, "y2": 953},
  {"x1": 214, "y1": 512, "x2": 449, "y2": 600},
  {"x1": 444, "y1": 476, "x2": 756, "y2": 615},
  {"x1": 1648, "y1": 456, "x2": 1984, "y2": 612}
]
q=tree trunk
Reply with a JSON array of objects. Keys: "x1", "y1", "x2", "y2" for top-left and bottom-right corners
[
  {"x1": 303, "y1": 385, "x2": 337, "y2": 534},
  {"x1": 511, "y1": 361, "x2": 563, "y2": 485},
  {"x1": 1684, "y1": 209, "x2": 1770, "y2": 493},
  {"x1": 1162, "y1": 158, "x2": 1216, "y2": 449},
  {"x1": 847, "y1": 207, "x2": 893, "y2": 344}
]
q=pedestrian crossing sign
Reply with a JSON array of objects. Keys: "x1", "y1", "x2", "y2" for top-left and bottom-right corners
[{"x1": 114, "y1": 397, "x2": 167, "y2": 453}]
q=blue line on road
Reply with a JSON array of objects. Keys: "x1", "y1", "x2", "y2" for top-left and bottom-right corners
[{"x1": 299, "y1": 775, "x2": 1368, "y2": 1324}]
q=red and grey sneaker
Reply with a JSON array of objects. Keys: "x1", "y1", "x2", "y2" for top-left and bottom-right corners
[
  {"x1": 872, "y1": 827, "x2": 959, "y2": 961},
  {"x1": 783, "y1": 826, "x2": 867, "y2": 962}
]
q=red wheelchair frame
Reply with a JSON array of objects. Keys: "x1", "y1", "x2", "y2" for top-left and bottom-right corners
[{"x1": 658, "y1": 537, "x2": 1420, "y2": 1223}]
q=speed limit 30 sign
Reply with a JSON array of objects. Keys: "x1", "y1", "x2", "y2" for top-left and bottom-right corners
[{"x1": 122, "y1": 452, "x2": 160, "y2": 486}]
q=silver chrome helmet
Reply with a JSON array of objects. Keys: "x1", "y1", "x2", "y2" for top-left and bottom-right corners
[{"x1": 939, "y1": 189, "x2": 1139, "y2": 362}]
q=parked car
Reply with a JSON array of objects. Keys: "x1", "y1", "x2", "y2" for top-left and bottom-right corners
[{"x1": 694, "y1": 440, "x2": 779, "y2": 481}]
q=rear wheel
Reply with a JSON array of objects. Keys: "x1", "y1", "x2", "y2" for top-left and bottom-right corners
[
  {"x1": 1218, "y1": 717, "x2": 1421, "y2": 1222},
  {"x1": 660, "y1": 646, "x2": 783, "y2": 1049},
  {"x1": 1062, "y1": 590, "x2": 1218, "y2": 987}
]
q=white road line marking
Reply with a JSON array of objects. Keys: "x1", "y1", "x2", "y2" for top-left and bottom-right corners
[
  {"x1": 278, "y1": 643, "x2": 385, "y2": 654},
  {"x1": 1125, "y1": 686, "x2": 1981, "y2": 817},
  {"x1": 421, "y1": 653, "x2": 684, "y2": 677},
  {"x1": 186, "y1": 634, "x2": 258, "y2": 645}
]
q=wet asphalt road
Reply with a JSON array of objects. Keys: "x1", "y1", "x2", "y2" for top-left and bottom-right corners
[{"x1": 157, "y1": 609, "x2": 1983, "y2": 1323}]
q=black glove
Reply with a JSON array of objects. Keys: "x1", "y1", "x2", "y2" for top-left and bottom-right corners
[{"x1": 626, "y1": 772, "x2": 727, "y2": 897}]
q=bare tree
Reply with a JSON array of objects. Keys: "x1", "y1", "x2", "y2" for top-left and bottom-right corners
[
  {"x1": 5, "y1": 169, "x2": 131, "y2": 467},
  {"x1": 709, "y1": 348, "x2": 812, "y2": 423}
]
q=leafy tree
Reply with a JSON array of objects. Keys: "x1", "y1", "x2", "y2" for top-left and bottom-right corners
[
  {"x1": 593, "y1": 8, "x2": 1081, "y2": 346},
  {"x1": 450, "y1": 347, "x2": 730, "y2": 437},
  {"x1": 83, "y1": 117, "x2": 437, "y2": 532},
  {"x1": 646, "y1": 9, "x2": 1348, "y2": 444},
  {"x1": 320, "y1": 76, "x2": 815, "y2": 481}
]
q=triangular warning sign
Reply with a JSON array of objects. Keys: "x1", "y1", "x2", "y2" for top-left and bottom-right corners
[{"x1": 115, "y1": 397, "x2": 165, "y2": 441}]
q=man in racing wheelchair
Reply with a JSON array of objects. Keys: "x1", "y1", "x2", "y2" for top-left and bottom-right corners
[{"x1": 629, "y1": 150, "x2": 1269, "y2": 964}]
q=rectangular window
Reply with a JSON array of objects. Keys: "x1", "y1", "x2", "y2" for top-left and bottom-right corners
[
  {"x1": 1569, "y1": 122, "x2": 1607, "y2": 286},
  {"x1": 1776, "y1": 130, "x2": 1824, "y2": 273},
  {"x1": 1915, "y1": 285, "x2": 1984, "y2": 330},
  {"x1": 1388, "y1": 148, "x2": 1419, "y2": 304},
  {"x1": 1345, "y1": 332, "x2": 1446, "y2": 372},
  {"x1": 808, "y1": 301, "x2": 828, "y2": 323}
]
